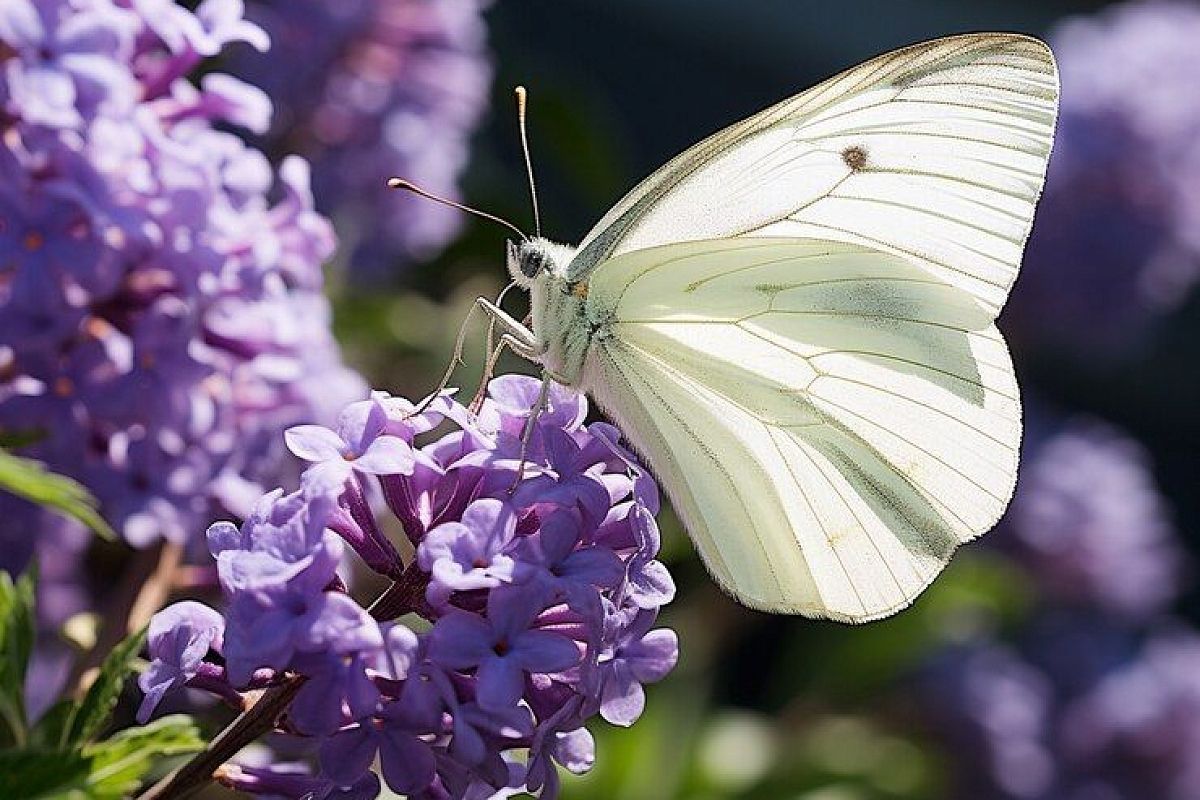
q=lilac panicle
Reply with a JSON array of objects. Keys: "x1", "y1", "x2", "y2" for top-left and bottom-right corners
[
  {"x1": 910, "y1": 407, "x2": 1191, "y2": 799},
  {"x1": 230, "y1": 0, "x2": 492, "y2": 282},
  {"x1": 1006, "y1": 418, "x2": 1181, "y2": 621},
  {"x1": 0, "y1": 0, "x2": 365, "y2": 564},
  {"x1": 141, "y1": 376, "x2": 679, "y2": 799}
]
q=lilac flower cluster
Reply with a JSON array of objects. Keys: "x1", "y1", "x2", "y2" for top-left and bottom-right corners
[
  {"x1": 909, "y1": 414, "x2": 1198, "y2": 799},
  {"x1": 140, "y1": 375, "x2": 679, "y2": 799},
  {"x1": 1006, "y1": 419, "x2": 1181, "y2": 621},
  {"x1": 231, "y1": 0, "x2": 492, "y2": 282},
  {"x1": 0, "y1": 0, "x2": 364, "y2": 563},
  {"x1": 1008, "y1": 0, "x2": 1200, "y2": 352}
]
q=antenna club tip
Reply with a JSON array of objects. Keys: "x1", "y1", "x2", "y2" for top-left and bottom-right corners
[{"x1": 386, "y1": 177, "x2": 409, "y2": 190}]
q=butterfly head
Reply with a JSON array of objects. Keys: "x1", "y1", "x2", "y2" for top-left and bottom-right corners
[{"x1": 506, "y1": 237, "x2": 573, "y2": 289}]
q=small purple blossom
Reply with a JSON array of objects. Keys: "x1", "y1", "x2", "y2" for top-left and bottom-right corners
[
  {"x1": 141, "y1": 376, "x2": 679, "y2": 798},
  {"x1": 137, "y1": 600, "x2": 225, "y2": 723},
  {"x1": 418, "y1": 498, "x2": 519, "y2": 605}
]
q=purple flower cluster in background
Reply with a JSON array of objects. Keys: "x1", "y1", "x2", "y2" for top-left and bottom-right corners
[
  {"x1": 140, "y1": 375, "x2": 679, "y2": 799},
  {"x1": 231, "y1": 0, "x2": 492, "y2": 283},
  {"x1": 1008, "y1": 0, "x2": 1200, "y2": 353},
  {"x1": 909, "y1": 413, "x2": 1199, "y2": 799},
  {"x1": 0, "y1": 0, "x2": 365, "y2": 570}
]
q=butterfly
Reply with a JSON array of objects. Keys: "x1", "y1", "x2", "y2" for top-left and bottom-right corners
[{"x1": 455, "y1": 34, "x2": 1059, "y2": 622}]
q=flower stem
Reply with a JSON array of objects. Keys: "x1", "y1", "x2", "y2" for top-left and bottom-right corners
[
  {"x1": 136, "y1": 564, "x2": 427, "y2": 798},
  {"x1": 136, "y1": 673, "x2": 307, "y2": 800},
  {"x1": 368, "y1": 560, "x2": 432, "y2": 621}
]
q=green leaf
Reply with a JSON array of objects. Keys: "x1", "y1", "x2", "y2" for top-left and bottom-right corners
[
  {"x1": 0, "y1": 748, "x2": 90, "y2": 799},
  {"x1": 0, "y1": 449, "x2": 115, "y2": 541},
  {"x1": 64, "y1": 627, "x2": 147, "y2": 747},
  {"x1": 0, "y1": 569, "x2": 36, "y2": 747},
  {"x1": 81, "y1": 715, "x2": 204, "y2": 799},
  {"x1": 29, "y1": 699, "x2": 76, "y2": 750}
]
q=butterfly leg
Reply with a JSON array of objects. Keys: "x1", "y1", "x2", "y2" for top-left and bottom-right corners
[
  {"x1": 475, "y1": 297, "x2": 544, "y2": 360},
  {"x1": 510, "y1": 372, "x2": 551, "y2": 491},
  {"x1": 468, "y1": 333, "x2": 526, "y2": 412}
]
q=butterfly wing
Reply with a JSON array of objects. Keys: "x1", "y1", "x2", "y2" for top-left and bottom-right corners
[
  {"x1": 581, "y1": 238, "x2": 1019, "y2": 620},
  {"x1": 569, "y1": 33, "x2": 1058, "y2": 316}
]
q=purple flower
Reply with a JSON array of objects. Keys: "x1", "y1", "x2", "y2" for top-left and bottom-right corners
[
  {"x1": 1006, "y1": 418, "x2": 1181, "y2": 620},
  {"x1": 429, "y1": 586, "x2": 581, "y2": 710},
  {"x1": 418, "y1": 498, "x2": 519, "y2": 606},
  {"x1": 1007, "y1": 0, "x2": 1200, "y2": 353},
  {"x1": 1061, "y1": 631, "x2": 1200, "y2": 799},
  {"x1": 525, "y1": 696, "x2": 596, "y2": 798},
  {"x1": 514, "y1": 507, "x2": 624, "y2": 599},
  {"x1": 229, "y1": 0, "x2": 492, "y2": 282},
  {"x1": 0, "y1": 0, "x2": 365, "y2": 562},
  {"x1": 0, "y1": 0, "x2": 137, "y2": 128},
  {"x1": 137, "y1": 600, "x2": 226, "y2": 722},
  {"x1": 286, "y1": 395, "x2": 418, "y2": 478},
  {"x1": 913, "y1": 643, "x2": 1057, "y2": 799},
  {"x1": 597, "y1": 608, "x2": 679, "y2": 727},
  {"x1": 141, "y1": 376, "x2": 677, "y2": 798}
]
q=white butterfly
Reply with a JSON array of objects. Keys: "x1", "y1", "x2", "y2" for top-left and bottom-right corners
[{"x1": 477, "y1": 34, "x2": 1059, "y2": 622}]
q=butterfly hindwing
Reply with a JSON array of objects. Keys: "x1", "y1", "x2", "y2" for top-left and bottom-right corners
[{"x1": 581, "y1": 238, "x2": 1020, "y2": 620}]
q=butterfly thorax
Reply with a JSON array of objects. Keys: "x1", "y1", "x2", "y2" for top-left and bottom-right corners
[{"x1": 507, "y1": 237, "x2": 602, "y2": 386}]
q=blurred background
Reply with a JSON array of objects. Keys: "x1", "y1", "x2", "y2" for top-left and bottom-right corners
[
  {"x1": 6, "y1": 0, "x2": 1200, "y2": 797},
  {"x1": 255, "y1": 0, "x2": 1200, "y2": 797}
]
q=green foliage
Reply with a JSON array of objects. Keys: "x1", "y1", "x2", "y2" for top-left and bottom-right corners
[
  {"x1": 0, "y1": 570, "x2": 36, "y2": 748},
  {"x1": 64, "y1": 627, "x2": 148, "y2": 746},
  {"x1": 0, "y1": 748, "x2": 91, "y2": 799},
  {"x1": 0, "y1": 449, "x2": 115, "y2": 541},
  {"x1": 0, "y1": 573, "x2": 202, "y2": 798},
  {"x1": 80, "y1": 715, "x2": 205, "y2": 799}
]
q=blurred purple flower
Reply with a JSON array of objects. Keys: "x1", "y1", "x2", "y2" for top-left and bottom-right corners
[
  {"x1": 0, "y1": 0, "x2": 365, "y2": 562},
  {"x1": 914, "y1": 643, "x2": 1058, "y2": 799},
  {"x1": 142, "y1": 377, "x2": 678, "y2": 798},
  {"x1": 1008, "y1": 418, "x2": 1181, "y2": 620},
  {"x1": 1061, "y1": 630, "x2": 1200, "y2": 800},
  {"x1": 231, "y1": 0, "x2": 492, "y2": 282},
  {"x1": 1009, "y1": 0, "x2": 1200, "y2": 352}
]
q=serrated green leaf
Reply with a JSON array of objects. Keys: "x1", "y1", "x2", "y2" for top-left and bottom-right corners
[
  {"x1": 81, "y1": 715, "x2": 204, "y2": 798},
  {"x1": 64, "y1": 628, "x2": 146, "y2": 747},
  {"x1": 0, "y1": 449, "x2": 115, "y2": 541},
  {"x1": 0, "y1": 748, "x2": 91, "y2": 798},
  {"x1": 0, "y1": 569, "x2": 36, "y2": 747}
]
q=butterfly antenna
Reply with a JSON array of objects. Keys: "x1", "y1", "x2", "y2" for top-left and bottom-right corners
[
  {"x1": 387, "y1": 177, "x2": 528, "y2": 241},
  {"x1": 514, "y1": 86, "x2": 542, "y2": 238}
]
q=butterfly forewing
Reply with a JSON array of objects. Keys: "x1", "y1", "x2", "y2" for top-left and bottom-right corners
[{"x1": 568, "y1": 33, "x2": 1058, "y2": 317}]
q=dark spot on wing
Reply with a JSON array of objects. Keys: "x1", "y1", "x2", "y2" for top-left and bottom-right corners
[{"x1": 841, "y1": 145, "x2": 868, "y2": 172}]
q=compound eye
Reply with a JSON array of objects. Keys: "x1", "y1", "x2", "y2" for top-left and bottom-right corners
[{"x1": 520, "y1": 249, "x2": 543, "y2": 279}]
